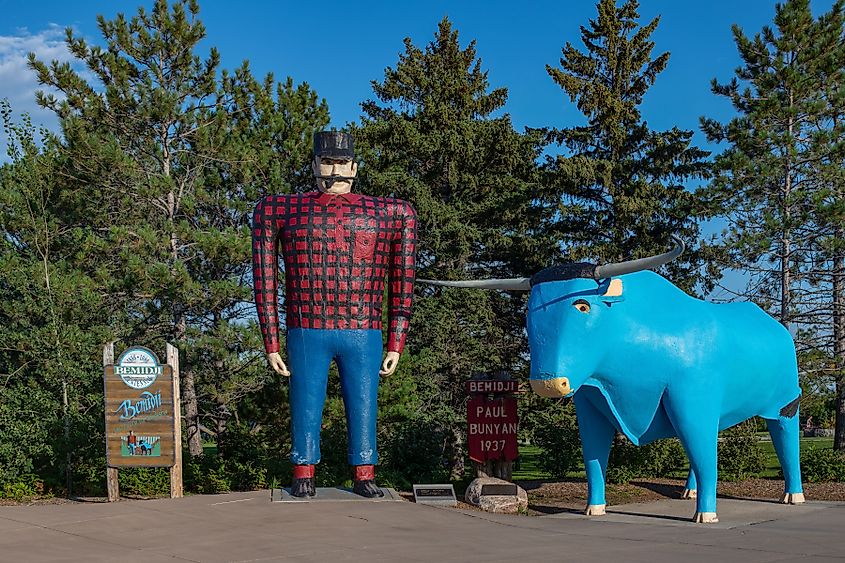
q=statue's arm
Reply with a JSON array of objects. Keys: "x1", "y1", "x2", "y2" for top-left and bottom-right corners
[
  {"x1": 383, "y1": 201, "x2": 418, "y2": 374},
  {"x1": 252, "y1": 196, "x2": 290, "y2": 377}
]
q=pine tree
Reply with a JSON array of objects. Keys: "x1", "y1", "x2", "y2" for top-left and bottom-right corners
[
  {"x1": 700, "y1": 0, "x2": 826, "y2": 325},
  {"x1": 27, "y1": 0, "x2": 328, "y2": 457},
  {"x1": 798, "y1": 1, "x2": 845, "y2": 449},
  {"x1": 701, "y1": 0, "x2": 845, "y2": 448},
  {"x1": 355, "y1": 17, "x2": 547, "y2": 478},
  {"x1": 546, "y1": 0, "x2": 710, "y2": 294}
]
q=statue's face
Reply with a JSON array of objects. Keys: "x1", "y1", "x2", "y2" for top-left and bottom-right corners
[{"x1": 312, "y1": 157, "x2": 358, "y2": 194}]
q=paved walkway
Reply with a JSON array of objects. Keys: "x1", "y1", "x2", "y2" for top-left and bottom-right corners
[{"x1": 1, "y1": 490, "x2": 844, "y2": 562}]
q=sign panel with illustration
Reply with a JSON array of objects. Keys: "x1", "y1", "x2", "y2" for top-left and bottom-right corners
[{"x1": 104, "y1": 346, "x2": 176, "y2": 468}]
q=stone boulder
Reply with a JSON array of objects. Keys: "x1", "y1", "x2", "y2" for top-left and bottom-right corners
[{"x1": 464, "y1": 477, "x2": 528, "y2": 514}]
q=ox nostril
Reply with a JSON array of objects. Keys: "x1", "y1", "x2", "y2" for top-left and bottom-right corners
[{"x1": 530, "y1": 377, "x2": 571, "y2": 398}]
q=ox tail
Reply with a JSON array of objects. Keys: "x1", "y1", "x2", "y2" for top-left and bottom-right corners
[{"x1": 779, "y1": 396, "x2": 801, "y2": 419}]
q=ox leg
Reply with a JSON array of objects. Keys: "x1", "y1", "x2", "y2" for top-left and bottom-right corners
[
  {"x1": 666, "y1": 402, "x2": 719, "y2": 523},
  {"x1": 682, "y1": 469, "x2": 697, "y2": 499},
  {"x1": 766, "y1": 412, "x2": 805, "y2": 504},
  {"x1": 573, "y1": 392, "x2": 615, "y2": 516}
]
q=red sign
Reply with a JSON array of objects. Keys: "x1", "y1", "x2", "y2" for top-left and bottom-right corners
[
  {"x1": 467, "y1": 395, "x2": 519, "y2": 462},
  {"x1": 465, "y1": 380, "x2": 518, "y2": 395}
]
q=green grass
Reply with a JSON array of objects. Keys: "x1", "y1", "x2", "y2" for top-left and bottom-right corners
[
  {"x1": 758, "y1": 437, "x2": 832, "y2": 477},
  {"x1": 513, "y1": 438, "x2": 836, "y2": 481}
]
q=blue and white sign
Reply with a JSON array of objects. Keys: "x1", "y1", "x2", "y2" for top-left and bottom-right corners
[{"x1": 114, "y1": 347, "x2": 163, "y2": 390}]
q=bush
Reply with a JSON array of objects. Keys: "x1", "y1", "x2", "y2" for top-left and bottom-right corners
[
  {"x1": 531, "y1": 403, "x2": 582, "y2": 479},
  {"x1": 0, "y1": 474, "x2": 45, "y2": 501},
  {"x1": 606, "y1": 466, "x2": 636, "y2": 485},
  {"x1": 119, "y1": 467, "x2": 172, "y2": 497},
  {"x1": 608, "y1": 437, "x2": 686, "y2": 483},
  {"x1": 185, "y1": 453, "x2": 269, "y2": 494},
  {"x1": 801, "y1": 447, "x2": 845, "y2": 482},
  {"x1": 379, "y1": 419, "x2": 450, "y2": 490},
  {"x1": 718, "y1": 422, "x2": 765, "y2": 481}
]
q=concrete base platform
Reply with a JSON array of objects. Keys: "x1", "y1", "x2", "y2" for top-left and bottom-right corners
[
  {"x1": 541, "y1": 497, "x2": 835, "y2": 529},
  {"x1": 270, "y1": 487, "x2": 403, "y2": 502},
  {"x1": 1, "y1": 492, "x2": 844, "y2": 562}
]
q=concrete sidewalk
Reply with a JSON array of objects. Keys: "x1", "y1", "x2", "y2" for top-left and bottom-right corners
[{"x1": 1, "y1": 491, "x2": 843, "y2": 562}]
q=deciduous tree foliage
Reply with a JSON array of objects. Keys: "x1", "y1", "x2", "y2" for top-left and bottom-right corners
[{"x1": 0, "y1": 103, "x2": 113, "y2": 491}]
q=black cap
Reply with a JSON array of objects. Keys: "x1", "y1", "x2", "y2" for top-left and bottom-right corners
[{"x1": 314, "y1": 131, "x2": 354, "y2": 160}]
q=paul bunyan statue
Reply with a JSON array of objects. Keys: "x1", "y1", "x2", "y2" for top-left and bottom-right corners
[
  {"x1": 423, "y1": 238, "x2": 805, "y2": 523},
  {"x1": 252, "y1": 131, "x2": 417, "y2": 498}
]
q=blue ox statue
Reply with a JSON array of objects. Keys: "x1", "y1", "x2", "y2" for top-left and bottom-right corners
[{"x1": 422, "y1": 237, "x2": 804, "y2": 523}]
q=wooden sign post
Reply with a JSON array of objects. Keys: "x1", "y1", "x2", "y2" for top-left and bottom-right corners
[{"x1": 103, "y1": 343, "x2": 183, "y2": 500}]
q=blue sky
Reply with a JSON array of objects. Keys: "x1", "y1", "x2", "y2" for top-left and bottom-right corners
[
  {"x1": 0, "y1": 0, "x2": 837, "y2": 152},
  {"x1": 0, "y1": 0, "x2": 837, "y2": 298}
]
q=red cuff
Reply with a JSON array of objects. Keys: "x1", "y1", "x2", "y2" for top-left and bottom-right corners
[
  {"x1": 293, "y1": 464, "x2": 315, "y2": 479},
  {"x1": 354, "y1": 465, "x2": 375, "y2": 481}
]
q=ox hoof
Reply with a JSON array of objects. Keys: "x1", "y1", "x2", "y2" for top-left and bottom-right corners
[
  {"x1": 693, "y1": 512, "x2": 719, "y2": 524},
  {"x1": 781, "y1": 492, "x2": 805, "y2": 505},
  {"x1": 585, "y1": 504, "x2": 606, "y2": 516},
  {"x1": 681, "y1": 488, "x2": 697, "y2": 500}
]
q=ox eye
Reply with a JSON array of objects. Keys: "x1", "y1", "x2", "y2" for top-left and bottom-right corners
[{"x1": 573, "y1": 299, "x2": 591, "y2": 314}]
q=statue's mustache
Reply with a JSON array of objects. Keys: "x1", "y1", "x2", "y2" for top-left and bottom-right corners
[{"x1": 316, "y1": 174, "x2": 355, "y2": 188}]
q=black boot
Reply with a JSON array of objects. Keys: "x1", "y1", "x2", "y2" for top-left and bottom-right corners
[
  {"x1": 352, "y1": 479, "x2": 384, "y2": 498},
  {"x1": 290, "y1": 477, "x2": 316, "y2": 498}
]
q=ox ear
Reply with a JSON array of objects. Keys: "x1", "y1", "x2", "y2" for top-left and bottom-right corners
[{"x1": 599, "y1": 278, "x2": 624, "y2": 303}]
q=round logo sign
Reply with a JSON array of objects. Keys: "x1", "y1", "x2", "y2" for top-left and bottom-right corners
[{"x1": 115, "y1": 347, "x2": 162, "y2": 389}]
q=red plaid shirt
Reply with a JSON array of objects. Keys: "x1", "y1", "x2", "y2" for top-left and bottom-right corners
[{"x1": 252, "y1": 191, "x2": 417, "y2": 355}]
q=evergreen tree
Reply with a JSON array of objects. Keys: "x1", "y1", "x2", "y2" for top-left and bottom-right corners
[
  {"x1": 546, "y1": 0, "x2": 711, "y2": 294},
  {"x1": 355, "y1": 17, "x2": 547, "y2": 478},
  {"x1": 27, "y1": 0, "x2": 328, "y2": 458},
  {"x1": 796, "y1": 1, "x2": 845, "y2": 449},
  {"x1": 701, "y1": 0, "x2": 824, "y2": 323},
  {"x1": 701, "y1": 0, "x2": 845, "y2": 448}
]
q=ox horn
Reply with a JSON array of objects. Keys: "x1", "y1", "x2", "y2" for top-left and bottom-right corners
[
  {"x1": 417, "y1": 278, "x2": 531, "y2": 291},
  {"x1": 592, "y1": 235, "x2": 685, "y2": 279}
]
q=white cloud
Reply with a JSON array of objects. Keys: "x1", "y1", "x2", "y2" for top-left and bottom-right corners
[{"x1": 0, "y1": 24, "x2": 86, "y2": 160}]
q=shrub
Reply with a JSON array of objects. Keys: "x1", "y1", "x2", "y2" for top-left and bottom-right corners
[
  {"x1": 184, "y1": 452, "x2": 269, "y2": 494},
  {"x1": 379, "y1": 419, "x2": 450, "y2": 490},
  {"x1": 186, "y1": 455, "x2": 232, "y2": 494},
  {"x1": 606, "y1": 466, "x2": 636, "y2": 485},
  {"x1": 801, "y1": 447, "x2": 845, "y2": 482},
  {"x1": 718, "y1": 422, "x2": 765, "y2": 481},
  {"x1": 531, "y1": 403, "x2": 582, "y2": 479},
  {"x1": 608, "y1": 437, "x2": 686, "y2": 483},
  {"x1": 0, "y1": 474, "x2": 44, "y2": 501},
  {"x1": 119, "y1": 467, "x2": 171, "y2": 497}
]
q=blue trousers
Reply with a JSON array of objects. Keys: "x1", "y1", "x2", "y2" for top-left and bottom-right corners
[{"x1": 286, "y1": 329, "x2": 382, "y2": 466}]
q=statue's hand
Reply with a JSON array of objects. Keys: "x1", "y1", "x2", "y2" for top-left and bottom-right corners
[
  {"x1": 380, "y1": 351, "x2": 400, "y2": 376},
  {"x1": 267, "y1": 352, "x2": 291, "y2": 377}
]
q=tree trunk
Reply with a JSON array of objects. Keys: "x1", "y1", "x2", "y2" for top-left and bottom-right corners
[
  {"x1": 780, "y1": 108, "x2": 794, "y2": 328},
  {"x1": 447, "y1": 425, "x2": 466, "y2": 480},
  {"x1": 833, "y1": 231, "x2": 845, "y2": 451},
  {"x1": 163, "y1": 131, "x2": 202, "y2": 457},
  {"x1": 182, "y1": 365, "x2": 203, "y2": 457}
]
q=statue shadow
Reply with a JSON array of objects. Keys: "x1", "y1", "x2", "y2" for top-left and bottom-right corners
[
  {"x1": 628, "y1": 479, "x2": 686, "y2": 499},
  {"x1": 529, "y1": 504, "x2": 586, "y2": 516}
]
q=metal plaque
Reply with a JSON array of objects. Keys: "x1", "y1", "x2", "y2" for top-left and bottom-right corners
[
  {"x1": 412, "y1": 484, "x2": 457, "y2": 507},
  {"x1": 480, "y1": 483, "x2": 518, "y2": 496}
]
